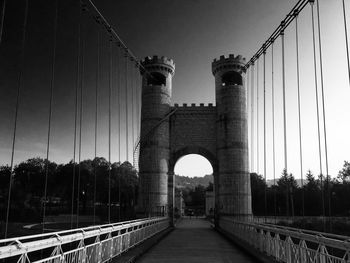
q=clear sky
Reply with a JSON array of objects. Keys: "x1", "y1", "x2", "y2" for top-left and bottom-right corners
[
  {"x1": 175, "y1": 154, "x2": 213, "y2": 178},
  {"x1": 0, "y1": 0, "x2": 349, "y2": 179}
]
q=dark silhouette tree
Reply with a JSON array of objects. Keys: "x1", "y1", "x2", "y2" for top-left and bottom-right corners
[{"x1": 250, "y1": 173, "x2": 266, "y2": 215}]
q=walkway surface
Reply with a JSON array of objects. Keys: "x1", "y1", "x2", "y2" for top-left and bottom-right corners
[{"x1": 137, "y1": 218, "x2": 255, "y2": 263}]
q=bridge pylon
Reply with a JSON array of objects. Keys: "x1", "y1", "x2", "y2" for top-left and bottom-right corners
[
  {"x1": 212, "y1": 54, "x2": 252, "y2": 219},
  {"x1": 137, "y1": 56, "x2": 175, "y2": 217}
]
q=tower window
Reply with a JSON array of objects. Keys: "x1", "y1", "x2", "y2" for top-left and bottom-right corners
[
  {"x1": 147, "y1": 72, "x2": 166, "y2": 86},
  {"x1": 221, "y1": 71, "x2": 242, "y2": 86}
]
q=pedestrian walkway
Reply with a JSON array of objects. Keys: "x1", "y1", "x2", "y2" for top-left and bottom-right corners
[{"x1": 137, "y1": 218, "x2": 255, "y2": 263}]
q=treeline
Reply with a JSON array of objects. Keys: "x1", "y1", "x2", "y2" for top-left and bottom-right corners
[
  {"x1": 180, "y1": 183, "x2": 213, "y2": 216},
  {"x1": 175, "y1": 174, "x2": 213, "y2": 189},
  {"x1": 251, "y1": 161, "x2": 350, "y2": 217},
  {"x1": 0, "y1": 157, "x2": 138, "y2": 222}
]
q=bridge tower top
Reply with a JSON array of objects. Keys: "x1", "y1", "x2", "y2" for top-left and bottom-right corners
[
  {"x1": 140, "y1": 55, "x2": 175, "y2": 76},
  {"x1": 212, "y1": 54, "x2": 246, "y2": 77}
]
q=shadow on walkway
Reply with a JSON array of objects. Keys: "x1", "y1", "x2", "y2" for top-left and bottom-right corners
[{"x1": 137, "y1": 218, "x2": 255, "y2": 263}]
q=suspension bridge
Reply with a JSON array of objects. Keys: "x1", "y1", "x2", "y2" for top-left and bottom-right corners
[{"x1": 1, "y1": 0, "x2": 350, "y2": 262}]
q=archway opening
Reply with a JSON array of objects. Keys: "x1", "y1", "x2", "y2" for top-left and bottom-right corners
[
  {"x1": 221, "y1": 71, "x2": 242, "y2": 86},
  {"x1": 173, "y1": 154, "x2": 214, "y2": 218},
  {"x1": 174, "y1": 154, "x2": 213, "y2": 178},
  {"x1": 147, "y1": 72, "x2": 166, "y2": 85}
]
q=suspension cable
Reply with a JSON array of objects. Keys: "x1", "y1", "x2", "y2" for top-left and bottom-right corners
[
  {"x1": 136, "y1": 69, "x2": 141, "y2": 144},
  {"x1": 281, "y1": 22, "x2": 288, "y2": 172},
  {"x1": 294, "y1": 11, "x2": 305, "y2": 218},
  {"x1": 250, "y1": 63, "x2": 255, "y2": 172},
  {"x1": 118, "y1": 47, "x2": 122, "y2": 221},
  {"x1": 245, "y1": 0, "x2": 309, "y2": 69},
  {"x1": 310, "y1": 0, "x2": 326, "y2": 225},
  {"x1": 246, "y1": 67, "x2": 250, "y2": 171},
  {"x1": 246, "y1": 67, "x2": 250, "y2": 220},
  {"x1": 4, "y1": 0, "x2": 29, "y2": 239},
  {"x1": 42, "y1": 0, "x2": 58, "y2": 232},
  {"x1": 125, "y1": 55, "x2": 129, "y2": 161},
  {"x1": 263, "y1": 49, "x2": 267, "y2": 222},
  {"x1": 271, "y1": 41, "x2": 277, "y2": 221},
  {"x1": 76, "y1": 13, "x2": 86, "y2": 228},
  {"x1": 131, "y1": 63, "x2": 135, "y2": 161},
  {"x1": 256, "y1": 58, "x2": 259, "y2": 175},
  {"x1": 108, "y1": 37, "x2": 112, "y2": 223},
  {"x1": 0, "y1": 0, "x2": 6, "y2": 45},
  {"x1": 71, "y1": 3, "x2": 82, "y2": 230},
  {"x1": 342, "y1": 0, "x2": 350, "y2": 86},
  {"x1": 93, "y1": 31, "x2": 100, "y2": 226},
  {"x1": 316, "y1": 0, "x2": 331, "y2": 221}
]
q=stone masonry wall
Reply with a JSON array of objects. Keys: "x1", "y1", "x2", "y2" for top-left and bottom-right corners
[{"x1": 169, "y1": 103, "x2": 217, "y2": 169}]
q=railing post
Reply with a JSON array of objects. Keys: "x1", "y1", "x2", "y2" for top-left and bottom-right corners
[
  {"x1": 266, "y1": 231, "x2": 271, "y2": 256},
  {"x1": 109, "y1": 232, "x2": 113, "y2": 259},
  {"x1": 82, "y1": 246, "x2": 87, "y2": 263},
  {"x1": 299, "y1": 240, "x2": 307, "y2": 263},
  {"x1": 97, "y1": 240, "x2": 102, "y2": 263},
  {"x1": 319, "y1": 244, "x2": 326, "y2": 263},
  {"x1": 286, "y1": 236, "x2": 292, "y2": 263},
  {"x1": 275, "y1": 234, "x2": 281, "y2": 261},
  {"x1": 259, "y1": 229, "x2": 264, "y2": 252}
]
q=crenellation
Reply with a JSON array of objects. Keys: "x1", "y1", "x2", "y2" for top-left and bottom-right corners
[
  {"x1": 142, "y1": 55, "x2": 175, "y2": 69},
  {"x1": 212, "y1": 54, "x2": 246, "y2": 75}
]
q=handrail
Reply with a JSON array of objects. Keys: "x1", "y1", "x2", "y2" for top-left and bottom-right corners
[
  {"x1": 0, "y1": 217, "x2": 157, "y2": 244},
  {"x1": 0, "y1": 217, "x2": 169, "y2": 261},
  {"x1": 220, "y1": 217, "x2": 350, "y2": 262}
]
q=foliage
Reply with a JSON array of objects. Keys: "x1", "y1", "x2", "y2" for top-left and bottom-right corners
[
  {"x1": 250, "y1": 161, "x2": 350, "y2": 217},
  {"x1": 0, "y1": 157, "x2": 138, "y2": 222},
  {"x1": 338, "y1": 161, "x2": 350, "y2": 183},
  {"x1": 175, "y1": 174, "x2": 213, "y2": 189}
]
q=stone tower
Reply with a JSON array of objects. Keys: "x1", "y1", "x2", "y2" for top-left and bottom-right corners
[
  {"x1": 138, "y1": 56, "x2": 175, "y2": 216},
  {"x1": 212, "y1": 54, "x2": 252, "y2": 217}
]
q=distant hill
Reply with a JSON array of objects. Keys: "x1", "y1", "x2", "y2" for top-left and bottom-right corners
[{"x1": 175, "y1": 174, "x2": 213, "y2": 189}]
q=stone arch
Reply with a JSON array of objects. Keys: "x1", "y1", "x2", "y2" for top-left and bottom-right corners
[{"x1": 169, "y1": 146, "x2": 218, "y2": 175}]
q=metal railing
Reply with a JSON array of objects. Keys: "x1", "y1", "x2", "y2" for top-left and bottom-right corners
[
  {"x1": 220, "y1": 217, "x2": 350, "y2": 263},
  {"x1": 0, "y1": 217, "x2": 169, "y2": 263}
]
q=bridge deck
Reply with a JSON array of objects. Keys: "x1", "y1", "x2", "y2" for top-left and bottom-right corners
[{"x1": 137, "y1": 218, "x2": 255, "y2": 263}]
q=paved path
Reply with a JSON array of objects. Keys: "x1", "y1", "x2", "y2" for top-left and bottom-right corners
[{"x1": 137, "y1": 218, "x2": 255, "y2": 263}]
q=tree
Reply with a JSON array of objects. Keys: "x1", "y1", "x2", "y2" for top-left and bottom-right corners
[
  {"x1": 0, "y1": 166, "x2": 11, "y2": 221},
  {"x1": 206, "y1": 182, "x2": 213, "y2": 191},
  {"x1": 338, "y1": 161, "x2": 350, "y2": 183},
  {"x1": 277, "y1": 169, "x2": 297, "y2": 217},
  {"x1": 250, "y1": 173, "x2": 267, "y2": 215},
  {"x1": 0, "y1": 165, "x2": 11, "y2": 195},
  {"x1": 303, "y1": 170, "x2": 322, "y2": 216}
]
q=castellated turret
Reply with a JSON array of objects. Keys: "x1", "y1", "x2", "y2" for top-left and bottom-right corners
[
  {"x1": 138, "y1": 55, "x2": 175, "y2": 217},
  {"x1": 212, "y1": 54, "x2": 252, "y2": 218}
]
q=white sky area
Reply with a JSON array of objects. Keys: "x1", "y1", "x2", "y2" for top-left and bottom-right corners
[
  {"x1": 246, "y1": 2, "x2": 350, "y2": 180},
  {"x1": 174, "y1": 154, "x2": 213, "y2": 178}
]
